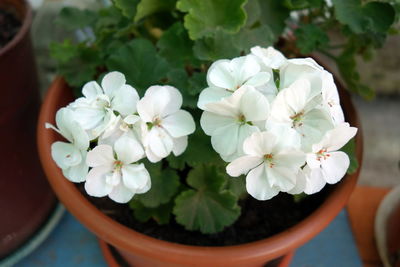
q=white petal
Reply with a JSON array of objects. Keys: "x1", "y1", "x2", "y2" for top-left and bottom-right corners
[
  {"x1": 211, "y1": 123, "x2": 239, "y2": 156},
  {"x1": 239, "y1": 86, "x2": 270, "y2": 122},
  {"x1": 108, "y1": 183, "x2": 135, "y2": 203},
  {"x1": 51, "y1": 142, "x2": 82, "y2": 169},
  {"x1": 226, "y1": 156, "x2": 263, "y2": 177},
  {"x1": 162, "y1": 110, "x2": 195, "y2": 138},
  {"x1": 197, "y1": 87, "x2": 232, "y2": 110},
  {"x1": 55, "y1": 108, "x2": 74, "y2": 141},
  {"x1": 62, "y1": 151, "x2": 89, "y2": 183},
  {"x1": 86, "y1": 145, "x2": 114, "y2": 168},
  {"x1": 283, "y1": 79, "x2": 311, "y2": 113},
  {"x1": 250, "y1": 46, "x2": 287, "y2": 69},
  {"x1": 207, "y1": 59, "x2": 236, "y2": 89},
  {"x1": 274, "y1": 150, "x2": 306, "y2": 172},
  {"x1": 232, "y1": 55, "x2": 261, "y2": 86},
  {"x1": 145, "y1": 146, "x2": 163, "y2": 163},
  {"x1": 243, "y1": 131, "x2": 277, "y2": 156},
  {"x1": 288, "y1": 168, "x2": 307, "y2": 194},
  {"x1": 266, "y1": 122, "x2": 301, "y2": 150},
  {"x1": 244, "y1": 72, "x2": 271, "y2": 88},
  {"x1": 111, "y1": 84, "x2": 140, "y2": 116},
  {"x1": 235, "y1": 124, "x2": 260, "y2": 159},
  {"x1": 84, "y1": 166, "x2": 113, "y2": 197},
  {"x1": 146, "y1": 85, "x2": 183, "y2": 116},
  {"x1": 82, "y1": 81, "x2": 102, "y2": 100},
  {"x1": 147, "y1": 127, "x2": 174, "y2": 158},
  {"x1": 124, "y1": 115, "x2": 141, "y2": 125},
  {"x1": 101, "y1": 71, "x2": 126, "y2": 97},
  {"x1": 266, "y1": 165, "x2": 297, "y2": 192},
  {"x1": 114, "y1": 135, "x2": 144, "y2": 164},
  {"x1": 317, "y1": 123, "x2": 357, "y2": 152},
  {"x1": 172, "y1": 136, "x2": 188, "y2": 156},
  {"x1": 73, "y1": 106, "x2": 106, "y2": 130},
  {"x1": 200, "y1": 112, "x2": 235, "y2": 136},
  {"x1": 122, "y1": 163, "x2": 150, "y2": 190},
  {"x1": 304, "y1": 167, "x2": 327, "y2": 194},
  {"x1": 306, "y1": 153, "x2": 321, "y2": 169},
  {"x1": 321, "y1": 151, "x2": 349, "y2": 184},
  {"x1": 246, "y1": 164, "x2": 280, "y2": 201}
]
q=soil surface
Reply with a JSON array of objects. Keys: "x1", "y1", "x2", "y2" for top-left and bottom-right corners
[
  {"x1": 0, "y1": 8, "x2": 21, "y2": 49},
  {"x1": 77, "y1": 183, "x2": 331, "y2": 246}
]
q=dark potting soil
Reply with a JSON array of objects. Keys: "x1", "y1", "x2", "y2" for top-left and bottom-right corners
[
  {"x1": 0, "y1": 8, "x2": 21, "y2": 49},
  {"x1": 77, "y1": 183, "x2": 331, "y2": 246}
]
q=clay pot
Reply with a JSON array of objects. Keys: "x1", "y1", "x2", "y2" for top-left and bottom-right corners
[
  {"x1": 37, "y1": 77, "x2": 363, "y2": 267},
  {"x1": 0, "y1": 0, "x2": 56, "y2": 258}
]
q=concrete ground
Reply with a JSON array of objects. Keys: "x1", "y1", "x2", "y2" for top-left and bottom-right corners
[{"x1": 354, "y1": 96, "x2": 400, "y2": 187}]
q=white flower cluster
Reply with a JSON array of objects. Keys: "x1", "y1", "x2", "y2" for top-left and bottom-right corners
[
  {"x1": 47, "y1": 72, "x2": 195, "y2": 203},
  {"x1": 198, "y1": 46, "x2": 357, "y2": 201}
]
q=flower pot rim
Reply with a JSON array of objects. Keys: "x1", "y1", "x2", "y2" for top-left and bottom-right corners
[
  {"x1": 0, "y1": 0, "x2": 32, "y2": 58},
  {"x1": 37, "y1": 76, "x2": 363, "y2": 264}
]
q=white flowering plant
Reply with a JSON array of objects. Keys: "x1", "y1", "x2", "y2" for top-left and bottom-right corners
[{"x1": 47, "y1": 45, "x2": 358, "y2": 234}]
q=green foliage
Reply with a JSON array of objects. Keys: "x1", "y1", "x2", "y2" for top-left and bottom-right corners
[
  {"x1": 258, "y1": 0, "x2": 290, "y2": 38},
  {"x1": 130, "y1": 200, "x2": 173, "y2": 224},
  {"x1": 176, "y1": 0, "x2": 248, "y2": 40},
  {"x1": 173, "y1": 165, "x2": 241, "y2": 234},
  {"x1": 50, "y1": 40, "x2": 100, "y2": 92},
  {"x1": 135, "y1": 0, "x2": 177, "y2": 22},
  {"x1": 56, "y1": 7, "x2": 97, "y2": 31},
  {"x1": 340, "y1": 138, "x2": 359, "y2": 175},
  {"x1": 157, "y1": 22, "x2": 199, "y2": 68},
  {"x1": 106, "y1": 39, "x2": 169, "y2": 94},
  {"x1": 113, "y1": 0, "x2": 139, "y2": 18},
  {"x1": 332, "y1": 0, "x2": 395, "y2": 34},
  {"x1": 135, "y1": 162, "x2": 180, "y2": 208},
  {"x1": 295, "y1": 24, "x2": 329, "y2": 54}
]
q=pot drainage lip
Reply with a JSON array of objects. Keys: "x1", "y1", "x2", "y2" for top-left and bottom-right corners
[{"x1": 0, "y1": 202, "x2": 65, "y2": 267}]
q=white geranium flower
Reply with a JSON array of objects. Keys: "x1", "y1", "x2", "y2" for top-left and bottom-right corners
[
  {"x1": 250, "y1": 46, "x2": 287, "y2": 70},
  {"x1": 85, "y1": 135, "x2": 150, "y2": 203},
  {"x1": 200, "y1": 85, "x2": 270, "y2": 162},
  {"x1": 137, "y1": 85, "x2": 195, "y2": 162},
  {"x1": 198, "y1": 55, "x2": 272, "y2": 109},
  {"x1": 98, "y1": 115, "x2": 141, "y2": 146},
  {"x1": 46, "y1": 108, "x2": 89, "y2": 182},
  {"x1": 226, "y1": 131, "x2": 305, "y2": 200},
  {"x1": 69, "y1": 71, "x2": 140, "y2": 139},
  {"x1": 321, "y1": 72, "x2": 345, "y2": 124},
  {"x1": 306, "y1": 122, "x2": 357, "y2": 184},
  {"x1": 268, "y1": 78, "x2": 334, "y2": 151},
  {"x1": 279, "y1": 57, "x2": 326, "y2": 98}
]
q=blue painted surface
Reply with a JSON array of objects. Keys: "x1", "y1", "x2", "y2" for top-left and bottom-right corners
[
  {"x1": 291, "y1": 210, "x2": 362, "y2": 267},
  {"x1": 16, "y1": 211, "x2": 106, "y2": 267},
  {"x1": 16, "y1": 209, "x2": 361, "y2": 267}
]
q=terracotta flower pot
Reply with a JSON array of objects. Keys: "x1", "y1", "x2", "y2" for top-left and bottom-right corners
[
  {"x1": 37, "y1": 76, "x2": 363, "y2": 267},
  {"x1": 0, "y1": 0, "x2": 56, "y2": 258}
]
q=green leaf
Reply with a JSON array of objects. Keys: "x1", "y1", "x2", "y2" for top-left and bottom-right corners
[
  {"x1": 332, "y1": 0, "x2": 396, "y2": 34},
  {"x1": 283, "y1": 0, "x2": 323, "y2": 10},
  {"x1": 106, "y1": 39, "x2": 169, "y2": 94},
  {"x1": 294, "y1": 24, "x2": 329, "y2": 54},
  {"x1": 176, "y1": 0, "x2": 248, "y2": 40},
  {"x1": 113, "y1": 0, "x2": 139, "y2": 18},
  {"x1": 226, "y1": 176, "x2": 247, "y2": 199},
  {"x1": 50, "y1": 41, "x2": 101, "y2": 91},
  {"x1": 293, "y1": 192, "x2": 308, "y2": 203},
  {"x1": 136, "y1": 162, "x2": 180, "y2": 208},
  {"x1": 258, "y1": 0, "x2": 290, "y2": 38},
  {"x1": 244, "y1": 0, "x2": 261, "y2": 27},
  {"x1": 129, "y1": 200, "x2": 173, "y2": 224},
  {"x1": 135, "y1": 0, "x2": 177, "y2": 22},
  {"x1": 166, "y1": 69, "x2": 198, "y2": 108},
  {"x1": 56, "y1": 7, "x2": 97, "y2": 31},
  {"x1": 167, "y1": 127, "x2": 223, "y2": 169},
  {"x1": 173, "y1": 165, "x2": 241, "y2": 233},
  {"x1": 337, "y1": 45, "x2": 375, "y2": 99},
  {"x1": 193, "y1": 31, "x2": 241, "y2": 61},
  {"x1": 187, "y1": 72, "x2": 207, "y2": 95},
  {"x1": 234, "y1": 24, "x2": 276, "y2": 53},
  {"x1": 340, "y1": 138, "x2": 359, "y2": 175},
  {"x1": 157, "y1": 22, "x2": 199, "y2": 68}
]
